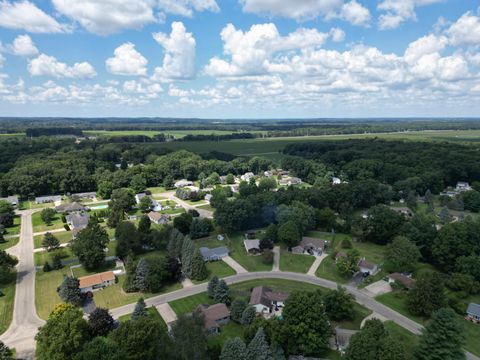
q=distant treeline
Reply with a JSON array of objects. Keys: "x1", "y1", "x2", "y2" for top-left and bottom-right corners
[
  {"x1": 26, "y1": 128, "x2": 84, "y2": 137},
  {"x1": 179, "y1": 133, "x2": 257, "y2": 141}
]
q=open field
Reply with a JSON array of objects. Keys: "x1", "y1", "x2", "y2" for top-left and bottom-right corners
[
  {"x1": 33, "y1": 230, "x2": 72, "y2": 249},
  {"x1": 31, "y1": 212, "x2": 64, "y2": 233},
  {"x1": 0, "y1": 282, "x2": 15, "y2": 335},
  {"x1": 83, "y1": 129, "x2": 260, "y2": 139}
]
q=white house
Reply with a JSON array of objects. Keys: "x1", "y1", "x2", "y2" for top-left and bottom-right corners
[
  {"x1": 135, "y1": 193, "x2": 147, "y2": 204},
  {"x1": 78, "y1": 271, "x2": 116, "y2": 293},
  {"x1": 175, "y1": 179, "x2": 193, "y2": 188},
  {"x1": 456, "y1": 181, "x2": 472, "y2": 192},
  {"x1": 148, "y1": 211, "x2": 170, "y2": 225},
  {"x1": 241, "y1": 172, "x2": 255, "y2": 182}
]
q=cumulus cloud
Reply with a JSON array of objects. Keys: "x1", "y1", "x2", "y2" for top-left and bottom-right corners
[
  {"x1": 158, "y1": 0, "x2": 219, "y2": 17},
  {"x1": 204, "y1": 23, "x2": 329, "y2": 77},
  {"x1": 339, "y1": 1, "x2": 371, "y2": 27},
  {"x1": 9, "y1": 34, "x2": 38, "y2": 57},
  {"x1": 28, "y1": 54, "x2": 96, "y2": 79},
  {"x1": 330, "y1": 27, "x2": 346, "y2": 42},
  {"x1": 447, "y1": 11, "x2": 480, "y2": 46},
  {"x1": 106, "y1": 43, "x2": 148, "y2": 76},
  {"x1": 378, "y1": 0, "x2": 443, "y2": 30},
  {"x1": 52, "y1": 0, "x2": 156, "y2": 36},
  {"x1": 0, "y1": 0, "x2": 68, "y2": 33},
  {"x1": 152, "y1": 22, "x2": 196, "y2": 80}
]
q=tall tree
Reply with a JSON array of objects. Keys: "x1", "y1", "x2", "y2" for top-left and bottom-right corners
[
  {"x1": 407, "y1": 272, "x2": 446, "y2": 317},
  {"x1": 36, "y1": 304, "x2": 91, "y2": 360},
  {"x1": 40, "y1": 208, "x2": 56, "y2": 226},
  {"x1": 57, "y1": 276, "x2": 82, "y2": 306},
  {"x1": 207, "y1": 276, "x2": 219, "y2": 299},
  {"x1": 0, "y1": 341, "x2": 13, "y2": 360},
  {"x1": 220, "y1": 337, "x2": 247, "y2": 360},
  {"x1": 76, "y1": 337, "x2": 124, "y2": 360},
  {"x1": 190, "y1": 249, "x2": 208, "y2": 281},
  {"x1": 42, "y1": 232, "x2": 60, "y2": 252},
  {"x1": 362, "y1": 205, "x2": 405, "y2": 244},
  {"x1": 132, "y1": 298, "x2": 148, "y2": 321},
  {"x1": 277, "y1": 221, "x2": 301, "y2": 248},
  {"x1": 414, "y1": 308, "x2": 465, "y2": 360},
  {"x1": 181, "y1": 238, "x2": 195, "y2": 277},
  {"x1": 384, "y1": 236, "x2": 421, "y2": 273},
  {"x1": 71, "y1": 222, "x2": 109, "y2": 270},
  {"x1": 170, "y1": 313, "x2": 208, "y2": 360},
  {"x1": 230, "y1": 299, "x2": 247, "y2": 323},
  {"x1": 115, "y1": 221, "x2": 140, "y2": 259},
  {"x1": 214, "y1": 279, "x2": 230, "y2": 305},
  {"x1": 323, "y1": 286, "x2": 355, "y2": 321},
  {"x1": 247, "y1": 328, "x2": 273, "y2": 360},
  {"x1": 88, "y1": 308, "x2": 116, "y2": 337},
  {"x1": 241, "y1": 306, "x2": 256, "y2": 326},
  {"x1": 133, "y1": 260, "x2": 149, "y2": 293}
]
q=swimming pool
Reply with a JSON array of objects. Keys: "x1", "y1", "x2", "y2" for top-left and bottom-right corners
[{"x1": 90, "y1": 204, "x2": 109, "y2": 210}]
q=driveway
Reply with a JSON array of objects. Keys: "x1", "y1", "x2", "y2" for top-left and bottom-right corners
[
  {"x1": 272, "y1": 246, "x2": 280, "y2": 272},
  {"x1": 0, "y1": 210, "x2": 45, "y2": 360},
  {"x1": 156, "y1": 303, "x2": 177, "y2": 326},
  {"x1": 364, "y1": 280, "x2": 392, "y2": 297},
  {"x1": 222, "y1": 256, "x2": 247, "y2": 274},
  {"x1": 307, "y1": 253, "x2": 328, "y2": 276}
]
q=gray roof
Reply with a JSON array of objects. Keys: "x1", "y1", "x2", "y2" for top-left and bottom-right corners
[
  {"x1": 72, "y1": 192, "x2": 96, "y2": 198},
  {"x1": 199, "y1": 247, "x2": 229, "y2": 261},
  {"x1": 244, "y1": 239, "x2": 260, "y2": 251},
  {"x1": 0, "y1": 195, "x2": 19, "y2": 205},
  {"x1": 299, "y1": 237, "x2": 325, "y2": 250},
  {"x1": 249, "y1": 286, "x2": 289, "y2": 307},
  {"x1": 67, "y1": 213, "x2": 89, "y2": 229},
  {"x1": 467, "y1": 303, "x2": 480, "y2": 317},
  {"x1": 36, "y1": 195, "x2": 62, "y2": 203},
  {"x1": 56, "y1": 202, "x2": 86, "y2": 213}
]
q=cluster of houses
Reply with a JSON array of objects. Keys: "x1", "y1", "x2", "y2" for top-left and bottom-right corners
[{"x1": 441, "y1": 181, "x2": 473, "y2": 197}]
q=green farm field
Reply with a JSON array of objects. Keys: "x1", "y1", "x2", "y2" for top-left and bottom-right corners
[{"x1": 84, "y1": 129, "x2": 262, "y2": 139}]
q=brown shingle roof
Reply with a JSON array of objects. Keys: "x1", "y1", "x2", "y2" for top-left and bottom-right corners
[
  {"x1": 249, "y1": 286, "x2": 289, "y2": 307},
  {"x1": 300, "y1": 237, "x2": 325, "y2": 250},
  {"x1": 78, "y1": 271, "x2": 115, "y2": 289},
  {"x1": 197, "y1": 303, "x2": 230, "y2": 329},
  {"x1": 389, "y1": 273, "x2": 415, "y2": 289}
]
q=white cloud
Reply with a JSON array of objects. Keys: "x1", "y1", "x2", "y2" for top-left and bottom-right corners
[
  {"x1": 0, "y1": 0, "x2": 68, "y2": 33},
  {"x1": 239, "y1": 0, "x2": 342, "y2": 21},
  {"x1": 204, "y1": 23, "x2": 329, "y2": 77},
  {"x1": 377, "y1": 0, "x2": 443, "y2": 30},
  {"x1": 168, "y1": 84, "x2": 190, "y2": 97},
  {"x1": 447, "y1": 11, "x2": 480, "y2": 46},
  {"x1": 9, "y1": 35, "x2": 38, "y2": 57},
  {"x1": 52, "y1": 0, "x2": 156, "y2": 36},
  {"x1": 340, "y1": 1, "x2": 371, "y2": 27},
  {"x1": 158, "y1": 0, "x2": 219, "y2": 17},
  {"x1": 28, "y1": 54, "x2": 96, "y2": 79},
  {"x1": 106, "y1": 43, "x2": 148, "y2": 76},
  {"x1": 0, "y1": 53, "x2": 4, "y2": 68},
  {"x1": 152, "y1": 22, "x2": 196, "y2": 80},
  {"x1": 404, "y1": 34, "x2": 448, "y2": 64},
  {"x1": 330, "y1": 27, "x2": 345, "y2": 42}
]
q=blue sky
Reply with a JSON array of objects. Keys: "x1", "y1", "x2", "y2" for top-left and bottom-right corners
[{"x1": 0, "y1": 0, "x2": 479, "y2": 118}]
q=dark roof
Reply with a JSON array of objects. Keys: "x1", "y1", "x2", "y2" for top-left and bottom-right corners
[
  {"x1": 56, "y1": 202, "x2": 86, "y2": 213},
  {"x1": 67, "y1": 213, "x2": 89, "y2": 229},
  {"x1": 467, "y1": 303, "x2": 480, "y2": 317},
  {"x1": 389, "y1": 273, "x2": 415, "y2": 289},
  {"x1": 197, "y1": 303, "x2": 230, "y2": 329},
  {"x1": 358, "y1": 259, "x2": 377, "y2": 270},
  {"x1": 299, "y1": 237, "x2": 325, "y2": 250},
  {"x1": 249, "y1": 286, "x2": 289, "y2": 307},
  {"x1": 335, "y1": 251, "x2": 347, "y2": 260},
  {"x1": 199, "y1": 247, "x2": 229, "y2": 260}
]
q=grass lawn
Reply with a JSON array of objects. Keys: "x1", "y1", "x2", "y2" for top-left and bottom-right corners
[
  {"x1": 384, "y1": 321, "x2": 418, "y2": 360},
  {"x1": 208, "y1": 321, "x2": 245, "y2": 348},
  {"x1": 227, "y1": 233, "x2": 272, "y2": 272},
  {"x1": 0, "y1": 236, "x2": 20, "y2": 251},
  {"x1": 118, "y1": 306, "x2": 167, "y2": 330},
  {"x1": 193, "y1": 236, "x2": 225, "y2": 249},
  {"x1": 192, "y1": 261, "x2": 236, "y2": 284},
  {"x1": 315, "y1": 256, "x2": 350, "y2": 284},
  {"x1": 147, "y1": 186, "x2": 167, "y2": 194},
  {"x1": 197, "y1": 204, "x2": 214, "y2": 211},
  {"x1": 71, "y1": 260, "x2": 117, "y2": 277},
  {"x1": 4, "y1": 216, "x2": 21, "y2": 236},
  {"x1": 33, "y1": 230, "x2": 72, "y2": 249},
  {"x1": 0, "y1": 281, "x2": 15, "y2": 335},
  {"x1": 20, "y1": 201, "x2": 51, "y2": 210},
  {"x1": 279, "y1": 247, "x2": 315, "y2": 273},
  {"x1": 170, "y1": 293, "x2": 213, "y2": 315},
  {"x1": 34, "y1": 247, "x2": 75, "y2": 266},
  {"x1": 184, "y1": 199, "x2": 208, "y2": 206},
  {"x1": 31, "y1": 211, "x2": 64, "y2": 233},
  {"x1": 375, "y1": 291, "x2": 427, "y2": 325},
  {"x1": 36, "y1": 266, "x2": 73, "y2": 319},
  {"x1": 464, "y1": 320, "x2": 480, "y2": 356}
]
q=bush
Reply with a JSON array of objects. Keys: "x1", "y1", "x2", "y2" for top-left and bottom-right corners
[
  {"x1": 61, "y1": 215, "x2": 67, "y2": 223},
  {"x1": 261, "y1": 250, "x2": 274, "y2": 265},
  {"x1": 340, "y1": 239, "x2": 352, "y2": 249},
  {"x1": 43, "y1": 261, "x2": 52, "y2": 272},
  {"x1": 64, "y1": 224, "x2": 70, "y2": 231}
]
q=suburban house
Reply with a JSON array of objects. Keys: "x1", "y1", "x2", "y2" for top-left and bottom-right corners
[
  {"x1": 334, "y1": 251, "x2": 347, "y2": 262},
  {"x1": 196, "y1": 303, "x2": 230, "y2": 333},
  {"x1": 390, "y1": 207, "x2": 414, "y2": 218},
  {"x1": 358, "y1": 258, "x2": 379, "y2": 275},
  {"x1": 204, "y1": 194, "x2": 213, "y2": 202},
  {"x1": 135, "y1": 193, "x2": 147, "y2": 204},
  {"x1": 466, "y1": 303, "x2": 480, "y2": 323},
  {"x1": 264, "y1": 171, "x2": 273, "y2": 177},
  {"x1": 241, "y1": 172, "x2": 255, "y2": 182},
  {"x1": 244, "y1": 239, "x2": 261, "y2": 254},
  {"x1": 55, "y1": 202, "x2": 87, "y2": 213},
  {"x1": 0, "y1": 195, "x2": 19, "y2": 207},
  {"x1": 78, "y1": 271, "x2": 116, "y2": 293},
  {"x1": 71, "y1": 192, "x2": 96, "y2": 200},
  {"x1": 388, "y1": 273, "x2": 416, "y2": 289},
  {"x1": 199, "y1": 247, "x2": 229, "y2": 262},
  {"x1": 291, "y1": 237, "x2": 326, "y2": 256},
  {"x1": 332, "y1": 177, "x2": 342, "y2": 185},
  {"x1": 175, "y1": 179, "x2": 193, "y2": 188},
  {"x1": 148, "y1": 211, "x2": 170, "y2": 225},
  {"x1": 249, "y1": 286, "x2": 289, "y2": 315},
  {"x1": 335, "y1": 328, "x2": 358, "y2": 353},
  {"x1": 278, "y1": 177, "x2": 302, "y2": 186},
  {"x1": 66, "y1": 213, "x2": 90, "y2": 233},
  {"x1": 456, "y1": 181, "x2": 472, "y2": 192},
  {"x1": 35, "y1": 195, "x2": 62, "y2": 204}
]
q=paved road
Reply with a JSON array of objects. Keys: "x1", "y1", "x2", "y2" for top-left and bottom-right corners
[
  {"x1": 0, "y1": 210, "x2": 45, "y2": 360},
  {"x1": 109, "y1": 271, "x2": 479, "y2": 360}
]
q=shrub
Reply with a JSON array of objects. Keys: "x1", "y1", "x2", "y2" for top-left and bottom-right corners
[
  {"x1": 261, "y1": 250, "x2": 274, "y2": 265},
  {"x1": 340, "y1": 239, "x2": 352, "y2": 249}
]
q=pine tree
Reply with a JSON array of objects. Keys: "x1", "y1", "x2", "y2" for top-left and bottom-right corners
[
  {"x1": 230, "y1": 299, "x2": 247, "y2": 322},
  {"x1": 43, "y1": 261, "x2": 52, "y2": 272},
  {"x1": 241, "y1": 306, "x2": 256, "y2": 325},
  {"x1": 271, "y1": 345, "x2": 286, "y2": 360},
  {"x1": 220, "y1": 337, "x2": 247, "y2": 360},
  {"x1": 207, "y1": 276, "x2": 219, "y2": 298},
  {"x1": 247, "y1": 327, "x2": 272, "y2": 360},
  {"x1": 57, "y1": 276, "x2": 82, "y2": 306},
  {"x1": 52, "y1": 254, "x2": 63, "y2": 270},
  {"x1": 132, "y1": 298, "x2": 148, "y2": 320},
  {"x1": 414, "y1": 308, "x2": 466, "y2": 360},
  {"x1": 190, "y1": 249, "x2": 208, "y2": 281},
  {"x1": 181, "y1": 238, "x2": 195, "y2": 277},
  {"x1": 42, "y1": 232, "x2": 60, "y2": 252},
  {"x1": 214, "y1": 279, "x2": 230, "y2": 305},
  {"x1": 133, "y1": 258, "x2": 150, "y2": 292}
]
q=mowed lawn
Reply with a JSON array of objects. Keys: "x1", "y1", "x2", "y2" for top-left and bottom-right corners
[
  {"x1": 0, "y1": 282, "x2": 15, "y2": 335},
  {"x1": 192, "y1": 261, "x2": 236, "y2": 284},
  {"x1": 279, "y1": 247, "x2": 315, "y2": 273},
  {"x1": 31, "y1": 211, "x2": 64, "y2": 233},
  {"x1": 4, "y1": 215, "x2": 21, "y2": 236},
  {"x1": 227, "y1": 233, "x2": 272, "y2": 272},
  {"x1": 33, "y1": 230, "x2": 72, "y2": 249},
  {"x1": 384, "y1": 321, "x2": 419, "y2": 360},
  {"x1": 118, "y1": 306, "x2": 167, "y2": 330},
  {"x1": 0, "y1": 236, "x2": 20, "y2": 251}
]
